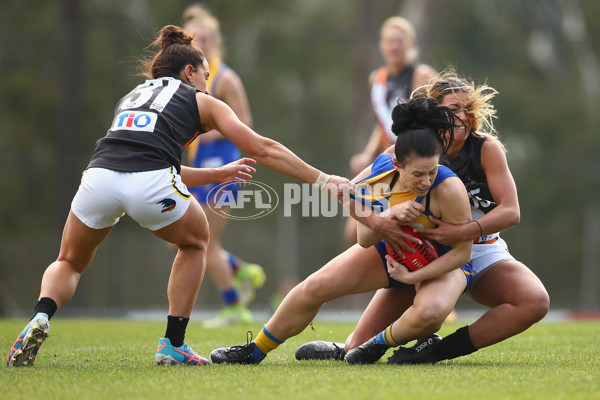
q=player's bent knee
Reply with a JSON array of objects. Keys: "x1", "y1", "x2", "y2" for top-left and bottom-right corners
[
  {"x1": 413, "y1": 301, "x2": 449, "y2": 330},
  {"x1": 524, "y1": 289, "x2": 550, "y2": 323},
  {"x1": 299, "y1": 276, "x2": 335, "y2": 304}
]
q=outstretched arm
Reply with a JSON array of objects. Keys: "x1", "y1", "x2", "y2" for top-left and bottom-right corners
[
  {"x1": 180, "y1": 158, "x2": 256, "y2": 187},
  {"x1": 197, "y1": 93, "x2": 349, "y2": 193}
]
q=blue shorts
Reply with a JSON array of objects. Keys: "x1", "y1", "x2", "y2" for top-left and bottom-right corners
[
  {"x1": 374, "y1": 241, "x2": 473, "y2": 289},
  {"x1": 188, "y1": 139, "x2": 241, "y2": 204}
]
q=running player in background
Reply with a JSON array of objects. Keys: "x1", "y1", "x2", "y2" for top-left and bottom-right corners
[
  {"x1": 345, "y1": 16, "x2": 437, "y2": 244},
  {"x1": 181, "y1": 4, "x2": 266, "y2": 328}
]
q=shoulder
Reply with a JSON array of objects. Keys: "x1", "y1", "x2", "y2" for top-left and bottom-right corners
[
  {"x1": 480, "y1": 136, "x2": 511, "y2": 177},
  {"x1": 195, "y1": 91, "x2": 226, "y2": 117},
  {"x1": 481, "y1": 136, "x2": 504, "y2": 153},
  {"x1": 412, "y1": 64, "x2": 437, "y2": 88},
  {"x1": 372, "y1": 152, "x2": 394, "y2": 171},
  {"x1": 214, "y1": 67, "x2": 245, "y2": 97},
  {"x1": 436, "y1": 165, "x2": 457, "y2": 179},
  {"x1": 481, "y1": 137, "x2": 508, "y2": 164}
]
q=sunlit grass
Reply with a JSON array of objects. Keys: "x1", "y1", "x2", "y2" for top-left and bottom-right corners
[{"x1": 1, "y1": 318, "x2": 599, "y2": 400}]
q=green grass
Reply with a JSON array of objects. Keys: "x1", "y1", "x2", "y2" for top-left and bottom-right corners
[{"x1": 1, "y1": 318, "x2": 599, "y2": 400}]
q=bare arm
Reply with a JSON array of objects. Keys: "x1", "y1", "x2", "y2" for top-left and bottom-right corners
[
  {"x1": 343, "y1": 160, "x2": 419, "y2": 253},
  {"x1": 196, "y1": 70, "x2": 253, "y2": 144},
  {"x1": 197, "y1": 93, "x2": 341, "y2": 187},
  {"x1": 357, "y1": 201, "x2": 425, "y2": 248},
  {"x1": 387, "y1": 177, "x2": 472, "y2": 285},
  {"x1": 415, "y1": 139, "x2": 519, "y2": 245},
  {"x1": 477, "y1": 138, "x2": 520, "y2": 232},
  {"x1": 218, "y1": 70, "x2": 253, "y2": 127},
  {"x1": 180, "y1": 158, "x2": 256, "y2": 187}
]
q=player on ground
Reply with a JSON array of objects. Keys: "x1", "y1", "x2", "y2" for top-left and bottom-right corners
[
  {"x1": 295, "y1": 70, "x2": 550, "y2": 364},
  {"x1": 209, "y1": 96, "x2": 473, "y2": 365}
]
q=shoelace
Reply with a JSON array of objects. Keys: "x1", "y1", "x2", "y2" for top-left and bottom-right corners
[
  {"x1": 314, "y1": 342, "x2": 343, "y2": 354},
  {"x1": 227, "y1": 331, "x2": 254, "y2": 352}
]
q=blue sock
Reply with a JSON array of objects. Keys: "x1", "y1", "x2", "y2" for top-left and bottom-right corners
[
  {"x1": 221, "y1": 287, "x2": 239, "y2": 306},
  {"x1": 375, "y1": 331, "x2": 388, "y2": 345},
  {"x1": 375, "y1": 324, "x2": 398, "y2": 347},
  {"x1": 228, "y1": 253, "x2": 241, "y2": 272},
  {"x1": 251, "y1": 343, "x2": 266, "y2": 360}
]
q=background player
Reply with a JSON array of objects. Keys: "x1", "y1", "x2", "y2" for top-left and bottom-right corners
[
  {"x1": 182, "y1": 4, "x2": 266, "y2": 328},
  {"x1": 345, "y1": 16, "x2": 437, "y2": 244}
]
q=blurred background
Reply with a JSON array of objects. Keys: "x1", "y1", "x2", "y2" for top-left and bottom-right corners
[{"x1": 1, "y1": 0, "x2": 599, "y2": 317}]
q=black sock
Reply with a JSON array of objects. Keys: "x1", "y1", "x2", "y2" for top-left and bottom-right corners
[
  {"x1": 33, "y1": 297, "x2": 58, "y2": 320},
  {"x1": 165, "y1": 315, "x2": 189, "y2": 347},
  {"x1": 432, "y1": 325, "x2": 477, "y2": 362}
]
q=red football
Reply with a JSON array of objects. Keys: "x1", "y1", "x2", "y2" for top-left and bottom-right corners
[{"x1": 385, "y1": 226, "x2": 439, "y2": 271}]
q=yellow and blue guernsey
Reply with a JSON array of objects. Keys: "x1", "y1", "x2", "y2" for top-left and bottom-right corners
[
  {"x1": 353, "y1": 153, "x2": 473, "y2": 287},
  {"x1": 187, "y1": 58, "x2": 241, "y2": 204}
]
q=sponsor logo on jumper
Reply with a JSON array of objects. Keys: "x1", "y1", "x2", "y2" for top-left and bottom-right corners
[{"x1": 112, "y1": 111, "x2": 158, "y2": 132}]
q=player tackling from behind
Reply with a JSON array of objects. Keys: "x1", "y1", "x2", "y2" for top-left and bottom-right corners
[
  {"x1": 295, "y1": 69, "x2": 549, "y2": 365},
  {"x1": 210, "y1": 96, "x2": 473, "y2": 365}
]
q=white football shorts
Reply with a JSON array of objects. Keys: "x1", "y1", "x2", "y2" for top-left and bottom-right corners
[
  {"x1": 465, "y1": 237, "x2": 515, "y2": 295},
  {"x1": 71, "y1": 166, "x2": 192, "y2": 231}
]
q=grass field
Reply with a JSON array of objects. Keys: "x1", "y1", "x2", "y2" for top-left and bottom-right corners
[{"x1": 1, "y1": 318, "x2": 599, "y2": 400}]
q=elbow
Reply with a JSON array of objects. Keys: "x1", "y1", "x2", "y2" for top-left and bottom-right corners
[
  {"x1": 357, "y1": 237, "x2": 373, "y2": 248},
  {"x1": 244, "y1": 138, "x2": 271, "y2": 160},
  {"x1": 505, "y1": 208, "x2": 520, "y2": 227},
  {"x1": 511, "y1": 209, "x2": 521, "y2": 226}
]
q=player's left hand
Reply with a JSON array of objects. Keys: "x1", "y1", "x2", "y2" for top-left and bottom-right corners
[
  {"x1": 217, "y1": 157, "x2": 257, "y2": 183},
  {"x1": 384, "y1": 201, "x2": 424, "y2": 224},
  {"x1": 385, "y1": 255, "x2": 416, "y2": 285}
]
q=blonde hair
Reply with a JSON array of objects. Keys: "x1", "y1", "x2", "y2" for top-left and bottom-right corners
[
  {"x1": 182, "y1": 3, "x2": 223, "y2": 60},
  {"x1": 414, "y1": 68, "x2": 505, "y2": 152},
  {"x1": 380, "y1": 16, "x2": 418, "y2": 64}
]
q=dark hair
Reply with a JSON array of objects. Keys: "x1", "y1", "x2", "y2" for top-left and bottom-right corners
[
  {"x1": 391, "y1": 97, "x2": 455, "y2": 166},
  {"x1": 140, "y1": 25, "x2": 206, "y2": 79}
]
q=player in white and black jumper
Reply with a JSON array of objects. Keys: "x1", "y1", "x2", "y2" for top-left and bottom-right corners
[{"x1": 6, "y1": 24, "x2": 353, "y2": 368}]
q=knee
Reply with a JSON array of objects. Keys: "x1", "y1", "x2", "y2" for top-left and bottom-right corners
[
  {"x1": 189, "y1": 226, "x2": 210, "y2": 252},
  {"x1": 523, "y1": 289, "x2": 550, "y2": 323},
  {"x1": 412, "y1": 301, "x2": 448, "y2": 331},
  {"x1": 299, "y1": 275, "x2": 332, "y2": 305}
]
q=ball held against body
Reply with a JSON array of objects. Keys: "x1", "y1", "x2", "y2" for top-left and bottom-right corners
[{"x1": 385, "y1": 226, "x2": 439, "y2": 271}]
